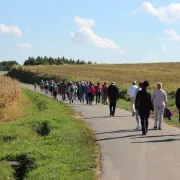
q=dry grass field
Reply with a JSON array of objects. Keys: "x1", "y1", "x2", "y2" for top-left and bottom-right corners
[
  {"x1": 22, "y1": 63, "x2": 180, "y2": 91},
  {"x1": 0, "y1": 77, "x2": 20, "y2": 122}
]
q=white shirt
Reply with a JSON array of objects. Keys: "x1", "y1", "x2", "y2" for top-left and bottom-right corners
[
  {"x1": 152, "y1": 89, "x2": 167, "y2": 107},
  {"x1": 127, "y1": 85, "x2": 138, "y2": 98}
]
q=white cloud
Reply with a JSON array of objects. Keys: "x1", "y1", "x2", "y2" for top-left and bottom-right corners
[
  {"x1": 161, "y1": 44, "x2": 167, "y2": 52},
  {"x1": 133, "y1": 2, "x2": 180, "y2": 23},
  {"x1": 0, "y1": 24, "x2": 22, "y2": 37},
  {"x1": 70, "y1": 16, "x2": 124, "y2": 53},
  {"x1": 74, "y1": 16, "x2": 95, "y2": 28},
  {"x1": 161, "y1": 29, "x2": 180, "y2": 41},
  {"x1": 16, "y1": 44, "x2": 32, "y2": 49}
]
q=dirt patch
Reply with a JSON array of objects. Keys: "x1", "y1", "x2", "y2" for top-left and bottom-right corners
[{"x1": 73, "y1": 113, "x2": 83, "y2": 120}]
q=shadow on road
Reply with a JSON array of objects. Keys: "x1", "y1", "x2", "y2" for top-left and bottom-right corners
[
  {"x1": 131, "y1": 138, "x2": 180, "y2": 143},
  {"x1": 85, "y1": 115, "x2": 129, "y2": 120},
  {"x1": 95, "y1": 128, "x2": 154, "y2": 135},
  {"x1": 131, "y1": 134, "x2": 180, "y2": 139},
  {"x1": 95, "y1": 129, "x2": 139, "y2": 135},
  {"x1": 96, "y1": 134, "x2": 141, "y2": 142}
]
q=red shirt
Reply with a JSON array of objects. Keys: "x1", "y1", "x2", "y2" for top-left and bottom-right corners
[{"x1": 88, "y1": 85, "x2": 95, "y2": 95}]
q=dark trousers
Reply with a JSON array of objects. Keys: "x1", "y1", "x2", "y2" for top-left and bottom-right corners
[
  {"x1": 88, "y1": 92, "x2": 93, "y2": 103},
  {"x1": 96, "y1": 92, "x2": 101, "y2": 104},
  {"x1": 62, "y1": 92, "x2": 66, "y2": 101},
  {"x1": 178, "y1": 108, "x2": 180, "y2": 123},
  {"x1": 139, "y1": 109, "x2": 150, "y2": 135},
  {"x1": 85, "y1": 93, "x2": 89, "y2": 104},
  {"x1": 109, "y1": 102, "x2": 116, "y2": 115}
]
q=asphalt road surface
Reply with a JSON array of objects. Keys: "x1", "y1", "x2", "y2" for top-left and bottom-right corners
[
  {"x1": 0, "y1": 71, "x2": 7, "y2": 76},
  {"x1": 21, "y1": 84, "x2": 180, "y2": 180}
]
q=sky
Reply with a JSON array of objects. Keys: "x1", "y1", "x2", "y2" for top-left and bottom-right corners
[{"x1": 1, "y1": 0, "x2": 180, "y2": 64}]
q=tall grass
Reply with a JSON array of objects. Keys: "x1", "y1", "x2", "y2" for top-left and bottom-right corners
[{"x1": 0, "y1": 77, "x2": 20, "y2": 122}]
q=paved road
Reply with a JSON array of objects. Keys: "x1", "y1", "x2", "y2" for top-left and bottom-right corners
[
  {"x1": 21, "y1": 84, "x2": 180, "y2": 180},
  {"x1": 0, "y1": 71, "x2": 7, "y2": 76}
]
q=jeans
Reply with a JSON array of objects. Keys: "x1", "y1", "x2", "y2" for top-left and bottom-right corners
[
  {"x1": 85, "y1": 93, "x2": 89, "y2": 104},
  {"x1": 135, "y1": 109, "x2": 140, "y2": 125},
  {"x1": 130, "y1": 97, "x2": 136, "y2": 113},
  {"x1": 88, "y1": 92, "x2": 93, "y2": 104},
  {"x1": 139, "y1": 109, "x2": 150, "y2": 134},
  {"x1": 80, "y1": 92, "x2": 85, "y2": 103},
  {"x1": 96, "y1": 92, "x2": 101, "y2": 104},
  {"x1": 154, "y1": 105, "x2": 165, "y2": 128}
]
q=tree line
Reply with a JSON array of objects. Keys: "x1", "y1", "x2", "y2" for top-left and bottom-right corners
[
  {"x1": 0, "y1": 61, "x2": 19, "y2": 71},
  {"x1": 24, "y1": 56, "x2": 93, "y2": 66}
]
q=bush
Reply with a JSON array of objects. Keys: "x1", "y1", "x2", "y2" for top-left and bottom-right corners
[{"x1": 6, "y1": 67, "x2": 68, "y2": 84}]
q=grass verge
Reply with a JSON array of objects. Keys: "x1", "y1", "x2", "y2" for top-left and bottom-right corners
[{"x1": 0, "y1": 89, "x2": 99, "y2": 180}]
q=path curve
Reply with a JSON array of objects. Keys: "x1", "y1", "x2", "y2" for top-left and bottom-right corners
[{"x1": 21, "y1": 84, "x2": 180, "y2": 180}]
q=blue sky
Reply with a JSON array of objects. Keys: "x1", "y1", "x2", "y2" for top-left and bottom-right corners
[{"x1": 1, "y1": 0, "x2": 180, "y2": 64}]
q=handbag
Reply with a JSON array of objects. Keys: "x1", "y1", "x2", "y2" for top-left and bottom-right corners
[{"x1": 164, "y1": 107, "x2": 173, "y2": 120}]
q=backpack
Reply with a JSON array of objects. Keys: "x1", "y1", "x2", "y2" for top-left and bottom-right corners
[
  {"x1": 97, "y1": 86, "x2": 101, "y2": 93},
  {"x1": 81, "y1": 84, "x2": 85, "y2": 92}
]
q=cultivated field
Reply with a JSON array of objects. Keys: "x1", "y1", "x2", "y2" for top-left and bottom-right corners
[
  {"x1": 0, "y1": 77, "x2": 20, "y2": 121},
  {"x1": 21, "y1": 63, "x2": 180, "y2": 91}
]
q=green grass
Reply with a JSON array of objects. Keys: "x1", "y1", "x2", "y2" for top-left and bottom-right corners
[{"x1": 0, "y1": 89, "x2": 98, "y2": 180}]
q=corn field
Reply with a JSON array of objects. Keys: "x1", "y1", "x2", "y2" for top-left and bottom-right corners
[{"x1": 0, "y1": 77, "x2": 20, "y2": 122}]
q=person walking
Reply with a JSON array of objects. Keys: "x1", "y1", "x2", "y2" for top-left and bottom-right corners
[
  {"x1": 44, "y1": 81, "x2": 49, "y2": 94},
  {"x1": 68, "y1": 82, "x2": 75, "y2": 103},
  {"x1": 102, "y1": 82, "x2": 108, "y2": 105},
  {"x1": 107, "y1": 82, "x2": 119, "y2": 116},
  {"x1": 95, "y1": 82, "x2": 102, "y2": 104},
  {"x1": 152, "y1": 82, "x2": 168, "y2": 130},
  {"x1": 74, "y1": 83, "x2": 78, "y2": 100},
  {"x1": 88, "y1": 82, "x2": 95, "y2": 105},
  {"x1": 134, "y1": 82, "x2": 143, "y2": 129},
  {"x1": 34, "y1": 82, "x2": 37, "y2": 91},
  {"x1": 135, "y1": 81, "x2": 154, "y2": 135},
  {"x1": 127, "y1": 81, "x2": 138, "y2": 116},
  {"x1": 85, "y1": 82, "x2": 89, "y2": 104},
  {"x1": 175, "y1": 88, "x2": 180, "y2": 123},
  {"x1": 40, "y1": 80, "x2": 45, "y2": 92},
  {"x1": 52, "y1": 83, "x2": 59, "y2": 100},
  {"x1": 79, "y1": 81, "x2": 86, "y2": 103},
  {"x1": 61, "y1": 81, "x2": 66, "y2": 101}
]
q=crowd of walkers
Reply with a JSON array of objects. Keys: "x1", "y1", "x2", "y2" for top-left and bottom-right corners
[{"x1": 35, "y1": 79, "x2": 180, "y2": 136}]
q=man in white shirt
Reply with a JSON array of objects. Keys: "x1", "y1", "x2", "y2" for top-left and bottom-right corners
[
  {"x1": 152, "y1": 82, "x2": 167, "y2": 130},
  {"x1": 127, "y1": 81, "x2": 138, "y2": 116}
]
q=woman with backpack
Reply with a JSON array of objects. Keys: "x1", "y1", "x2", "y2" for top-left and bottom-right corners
[{"x1": 68, "y1": 82, "x2": 75, "y2": 103}]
